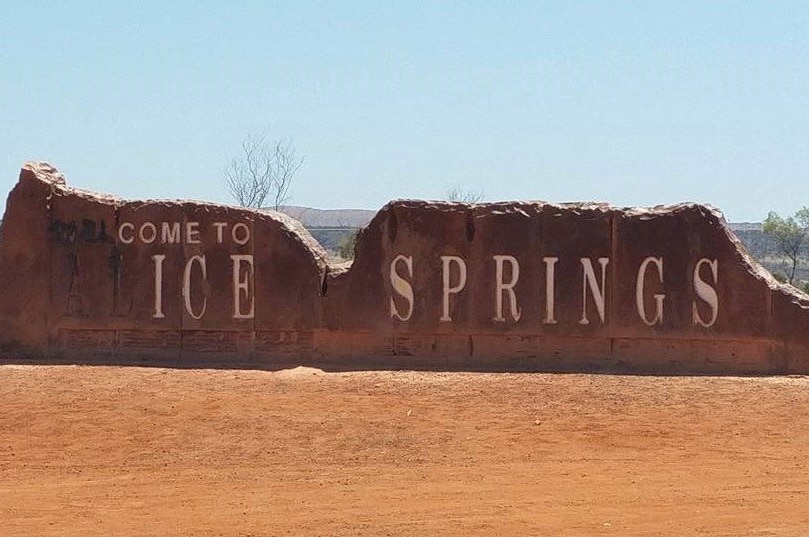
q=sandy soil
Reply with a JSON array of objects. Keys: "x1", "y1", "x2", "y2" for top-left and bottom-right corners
[{"x1": 1, "y1": 364, "x2": 809, "y2": 536}]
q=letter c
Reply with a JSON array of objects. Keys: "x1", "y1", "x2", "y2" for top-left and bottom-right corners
[{"x1": 118, "y1": 222, "x2": 134, "y2": 244}]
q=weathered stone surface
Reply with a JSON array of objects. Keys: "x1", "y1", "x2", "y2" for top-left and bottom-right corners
[
  {"x1": 0, "y1": 162, "x2": 328, "y2": 365},
  {"x1": 2, "y1": 162, "x2": 809, "y2": 373}
]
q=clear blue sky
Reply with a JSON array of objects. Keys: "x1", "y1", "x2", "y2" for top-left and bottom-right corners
[{"x1": 2, "y1": 1, "x2": 807, "y2": 221}]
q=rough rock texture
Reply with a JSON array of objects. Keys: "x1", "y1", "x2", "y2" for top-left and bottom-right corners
[{"x1": 2, "y1": 162, "x2": 809, "y2": 373}]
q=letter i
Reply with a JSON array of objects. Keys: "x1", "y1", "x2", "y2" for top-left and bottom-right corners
[{"x1": 152, "y1": 254, "x2": 166, "y2": 319}]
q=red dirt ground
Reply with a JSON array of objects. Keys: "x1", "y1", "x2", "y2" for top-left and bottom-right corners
[{"x1": 1, "y1": 365, "x2": 809, "y2": 536}]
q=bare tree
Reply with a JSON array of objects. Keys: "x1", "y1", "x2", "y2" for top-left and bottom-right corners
[
  {"x1": 446, "y1": 185, "x2": 484, "y2": 203},
  {"x1": 225, "y1": 133, "x2": 303, "y2": 210}
]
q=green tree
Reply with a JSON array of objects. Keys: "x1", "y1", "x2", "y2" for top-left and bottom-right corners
[
  {"x1": 762, "y1": 208, "x2": 809, "y2": 285},
  {"x1": 337, "y1": 229, "x2": 359, "y2": 260}
]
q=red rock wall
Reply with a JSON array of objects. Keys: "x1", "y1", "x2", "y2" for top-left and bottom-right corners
[{"x1": 2, "y1": 162, "x2": 808, "y2": 373}]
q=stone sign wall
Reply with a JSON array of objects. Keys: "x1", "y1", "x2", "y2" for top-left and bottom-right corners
[{"x1": 2, "y1": 162, "x2": 809, "y2": 373}]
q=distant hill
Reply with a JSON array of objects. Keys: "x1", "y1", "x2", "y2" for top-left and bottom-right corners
[
  {"x1": 729, "y1": 222, "x2": 762, "y2": 232},
  {"x1": 728, "y1": 223, "x2": 772, "y2": 261},
  {"x1": 278, "y1": 206, "x2": 376, "y2": 228},
  {"x1": 276, "y1": 206, "x2": 375, "y2": 256},
  {"x1": 727, "y1": 223, "x2": 805, "y2": 280}
]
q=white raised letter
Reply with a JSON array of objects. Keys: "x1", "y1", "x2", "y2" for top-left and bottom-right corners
[
  {"x1": 232, "y1": 223, "x2": 250, "y2": 245},
  {"x1": 213, "y1": 222, "x2": 228, "y2": 243},
  {"x1": 636, "y1": 256, "x2": 665, "y2": 326},
  {"x1": 152, "y1": 254, "x2": 165, "y2": 319},
  {"x1": 231, "y1": 255, "x2": 255, "y2": 319},
  {"x1": 186, "y1": 221, "x2": 201, "y2": 244},
  {"x1": 440, "y1": 255, "x2": 467, "y2": 322},
  {"x1": 580, "y1": 257, "x2": 609, "y2": 325},
  {"x1": 493, "y1": 255, "x2": 521, "y2": 322},
  {"x1": 389, "y1": 255, "x2": 414, "y2": 321},
  {"x1": 692, "y1": 258, "x2": 719, "y2": 327},
  {"x1": 161, "y1": 222, "x2": 181, "y2": 244},
  {"x1": 139, "y1": 222, "x2": 157, "y2": 244},
  {"x1": 183, "y1": 255, "x2": 208, "y2": 320},
  {"x1": 543, "y1": 257, "x2": 558, "y2": 324},
  {"x1": 118, "y1": 222, "x2": 134, "y2": 244}
]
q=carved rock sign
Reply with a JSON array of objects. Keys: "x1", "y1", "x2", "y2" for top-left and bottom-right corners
[{"x1": 2, "y1": 162, "x2": 809, "y2": 373}]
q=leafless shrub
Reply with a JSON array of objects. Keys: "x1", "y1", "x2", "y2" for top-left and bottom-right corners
[{"x1": 225, "y1": 133, "x2": 303, "y2": 210}]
